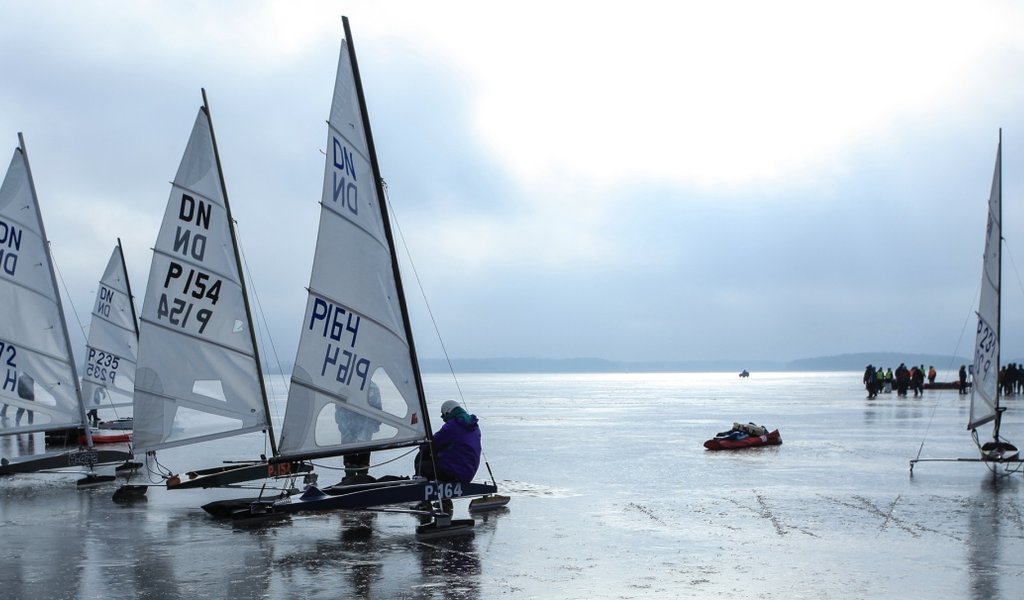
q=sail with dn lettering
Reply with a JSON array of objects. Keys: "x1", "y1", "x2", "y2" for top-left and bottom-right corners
[
  {"x1": 126, "y1": 93, "x2": 310, "y2": 492},
  {"x1": 202, "y1": 18, "x2": 506, "y2": 530},
  {"x1": 0, "y1": 134, "x2": 130, "y2": 482},
  {"x1": 274, "y1": 19, "x2": 430, "y2": 463},
  {"x1": 81, "y1": 240, "x2": 139, "y2": 432}
]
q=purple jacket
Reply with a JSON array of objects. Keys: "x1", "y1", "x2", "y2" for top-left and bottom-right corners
[{"x1": 432, "y1": 410, "x2": 482, "y2": 483}]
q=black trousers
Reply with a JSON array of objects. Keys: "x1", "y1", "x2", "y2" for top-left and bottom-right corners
[{"x1": 414, "y1": 447, "x2": 457, "y2": 482}]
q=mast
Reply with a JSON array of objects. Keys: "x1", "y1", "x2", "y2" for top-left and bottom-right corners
[
  {"x1": 116, "y1": 237, "x2": 141, "y2": 339},
  {"x1": 993, "y1": 128, "x2": 1004, "y2": 443},
  {"x1": 200, "y1": 89, "x2": 279, "y2": 457},
  {"x1": 342, "y1": 16, "x2": 435, "y2": 439},
  {"x1": 17, "y1": 133, "x2": 94, "y2": 449}
]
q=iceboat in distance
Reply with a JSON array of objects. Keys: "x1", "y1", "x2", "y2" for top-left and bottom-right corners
[
  {"x1": 910, "y1": 129, "x2": 1020, "y2": 475},
  {"x1": 117, "y1": 91, "x2": 310, "y2": 500},
  {"x1": 206, "y1": 17, "x2": 505, "y2": 531},
  {"x1": 0, "y1": 134, "x2": 131, "y2": 484},
  {"x1": 76, "y1": 239, "x2": 138, "y2": 446},
  {"x1": 45, "y1": 241, "x2": 137, "y2": 448}
]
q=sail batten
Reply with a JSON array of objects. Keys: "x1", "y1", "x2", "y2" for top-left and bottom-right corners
[
  {"x1": 150, "y1": 244, "x2": 243, "y2": 285},
  {"x1": 138, "y1": 424, "x2": 269, "y2": 453},
  {"x1": 318, "y1": 200, "x2": 391, "y2": 250},
  {"x1": 287, "y1": 377, "x2": 421, "y2": 433},
  {"x1": 138, "y1": 315, "x2": 260, "y2": 359}
]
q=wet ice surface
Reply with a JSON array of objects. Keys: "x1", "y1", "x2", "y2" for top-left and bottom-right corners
[{"x1": 1, "y1": 371, "x2": 1023, "y2": 599}]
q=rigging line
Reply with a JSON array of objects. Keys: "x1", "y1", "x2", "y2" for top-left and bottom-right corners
[
  {"x1": 49, "y1": 243, "x2": 87, "y2": 338},
  {"x1": 233, "y1": 221, "x2": 288, "y2": 428},
  {"x1": 914, "y1": 280, "x2": 980, "y2": 460},
  {"x1": 944, "y1": 271, "x2": 981, "y2": 379},
  {"x1": 1003, "y1": 239, "x2": 1024, "y2": 309},
  {"x1": 310, "y1": 447, "x2": 418, "y2": 472},
  {"x1": 383, "y1": 182, "x2": 500, "y2": 481},
  {"x1": 913, "y1": 401, "x2": 942, "y2": 462},
  {"x1": 381, "y1": 181, "x2": 467, "y2": 406}
]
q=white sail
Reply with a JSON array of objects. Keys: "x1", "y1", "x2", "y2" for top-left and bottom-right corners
[
  {"x1": 133, "y1": 108, "x2": 268, "y2": 453},
  {"x1": 968, "y1": 139, "x2": 1001, "y2": 431},
  {"x1": 0, "y1": 140, "x2": 84, "y2": 435},
  {"x1": 81, "y1": 244, "x2": 137, "y2": 417},
  {"x1": 277, "y1": 36, "x2": 429, "y2": 460}
]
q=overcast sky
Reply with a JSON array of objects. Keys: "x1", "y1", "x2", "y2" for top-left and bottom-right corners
[{"x1": 3, "y1": 0, "x2": 1024, "y2": 366}]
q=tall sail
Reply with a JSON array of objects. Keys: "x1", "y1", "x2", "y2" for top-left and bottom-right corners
[
  {"x1": 968, "y1": 137, "x2": 1001, "y2": 431},
  {"x1": 133, "y1": 106, "x2": 269, "y2": 454},
  {"x1": 0, "y1": 136, "x2": 86, "y2": 436},
  {"x1": 81, "y1": 242, "x2": 138, "y2": 418},
  {"x1": 277, "y1": 24, "x2": 430, "y2": 461}
]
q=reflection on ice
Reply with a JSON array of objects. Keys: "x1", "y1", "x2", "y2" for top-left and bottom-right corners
[
  {"x1": 1, "y1": 372, "x2": 1023, "y2": 598},
  {"x1": 968, "y1": 475, "x2": 1019, "y2": 600}
]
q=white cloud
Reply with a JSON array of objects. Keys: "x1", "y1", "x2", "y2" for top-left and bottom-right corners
[
  {"x1": 4, "y1": 0, "x2": 1024, "y2": 363},
  {"x1": 362, "y1": 1, "x2": 1022, "y2": 191}
]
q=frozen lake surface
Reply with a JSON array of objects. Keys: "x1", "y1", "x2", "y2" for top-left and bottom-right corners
[{"x1": 1, "y1": 371, "x2": 1022, "y2": 599}]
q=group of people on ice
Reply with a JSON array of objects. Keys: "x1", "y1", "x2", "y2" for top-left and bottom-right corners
[
  {"x1": 863, "y1": 363, "x2": 936, "y2": 398},
  {"x1": 995, "y1": 362, "x2": 1024, "y2": 396}
]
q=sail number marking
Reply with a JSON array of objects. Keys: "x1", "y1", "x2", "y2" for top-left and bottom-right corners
[
  {"x1": 68, "y1": 450, "x2": 99, "y2": 467},
  {"x1": 309, "y1": 298, "x2": 371, "y2": 391},
  {"x1": 163, "y1": 261, "x2": 222, "y2": 305},
  {"x1": 155, "y1": 261, "x2": 222, "y2": 335},
  {"x1": 975, "y1": 320, "x2": 997, "y2": 381},
  {"x1": 157, "y1": 294, "x2": 212, "y2": 334},
  {"x1": 85, "y1": 348, "x2": 121, "y2": 384},
  {"x1": 267, "y1": 462, "x2": 296, "y2": 478},
  {"x1": 0, "y1": 340, "x2": 16, "y2": 393},
  {"x1": 424, "y1": 482, "x2": 463, "y2": 501}
]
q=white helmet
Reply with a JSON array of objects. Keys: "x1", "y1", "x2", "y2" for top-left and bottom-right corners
[{"x1": 440, "y1": 400, "x2": 461, "y2": 418}]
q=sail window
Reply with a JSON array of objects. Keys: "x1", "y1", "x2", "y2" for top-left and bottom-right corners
[
  {"x1": 165, "y1": 405, "x2": 243, "y2": 444},
  {"x1": 191, "y1": 379, "x2": 227, "y2": 402},
  {"x1": 308, "y1": 369, "x2": 408, "y2": 449},
  {"x1": 371, "y1": 370, "x2": 409, "y2": 420}
]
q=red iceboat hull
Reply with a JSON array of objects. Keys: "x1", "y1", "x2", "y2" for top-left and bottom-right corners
[
  {"x1": 704, "y1": 429, "x2": 782, "y2": 450},
  {"x1": 80, "y1": 431, "x2": 132, "y2": 444}
]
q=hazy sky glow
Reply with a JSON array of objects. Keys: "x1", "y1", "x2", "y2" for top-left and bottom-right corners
[{"x1": 3, "y1": 0, "x2": 1024, "y2": 365}]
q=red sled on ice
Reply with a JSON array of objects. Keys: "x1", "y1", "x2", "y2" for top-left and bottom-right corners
[{"x1": 704, "y1": 422, "x2": 782, "y2": 450}]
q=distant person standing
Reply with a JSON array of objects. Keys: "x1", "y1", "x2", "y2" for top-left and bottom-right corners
[
  {"x1": 958, "y1": 365, "x2": 968, "y2": 395},
  {"x1": 911, "y1": 365, "x2": 925, "y2": 397},
  {"x1": 1005, "y1": 363, "x2": 1018, "y2": 395},
  {"x1": 863, "y1": 365, "x2": 878, "y2": 399},
  {"x1": 895, "y1": 363, "x2": 910, "y2": 397},
  {"x1": 927, "y1": 366, "x2": 937, "y2": 385},
  {"x1": 884, "y1": 368, "x2": 894, "y2": 393}
]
